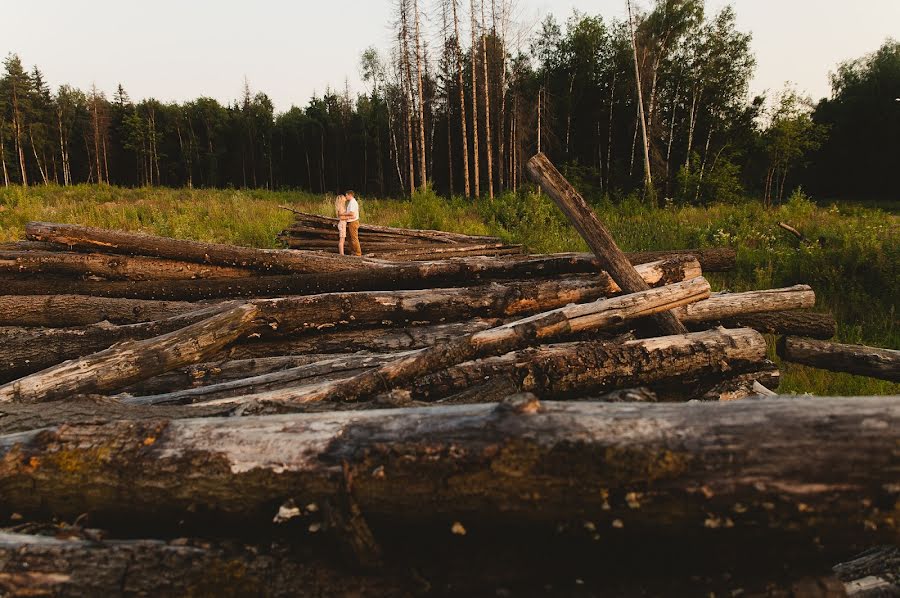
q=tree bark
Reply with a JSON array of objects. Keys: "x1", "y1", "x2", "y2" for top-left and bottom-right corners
[
  {"x1": 0, "y1": 250, "x2": 253, "y2": 281},
  {"x1": 674, "y1": 285, "x2": 815, "y2": 324},
  {"x1": 525, "y1": 153, "x2": 687, "y2": 335},
  {"x1": 778, "y1": 338, "x2": 900, "y2": 382},
  {"x1": 451, "y1": 0, "x2": 472, "y2": 197},
  {"x1": 694, "y1": 310, "x2": 836, "y2": 340},
  {"x1": 469, "y1": 0, "x2": 481, "y2": 198},
  {"x1": 0, "y1": 295, "x2": 201, "y2": 327},
  {"x1": 480, "y1": 0, "x2": 494, "y2": 199},
  {"x1": 0, "y1": 396, "x2": 896, "y2": 549},
  {"x1": 0, "y1": 303, "x2": 261, "y2": 403},
  {"x1": 627, "y1": 0, "x2": 653, "y2": 197},
  {"x1": 255, "y1": 278, "x2": 711, "y2": 406},
  {"x1": 412, "y1": 0, "x2": 428, "y2": 189},
  {"x1": 25, "y1": 222, "x2": 372, "y2": 274}
]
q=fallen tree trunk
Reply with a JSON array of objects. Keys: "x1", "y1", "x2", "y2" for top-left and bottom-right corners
[
  {"x1": 526, "y1": 153, "x2": 687, "y2": 336},
  {"x1": 697, "y1": 310, "x2": 837, "y2": 340},
  {"x1": 25, "y1": 221, "x2": 375, "y2": 274},
  {"x1": 0, "y1": 532, "x2": 410, "y2": 597},
  {"x1": 0, "y1": 254, "x2": 696, "y2": 300},
  {"x1": 261, "y1": 279, "x2": 712, "y2": 406},
  {"x1": 834, "y1": 546, "x2": 900, "y2": 597},
  {"x1": 0, "y1": 294, "x2": 202, "y2": 327},
  {"x1": 0, "y1": 250, "x2": 254, "y2": 281},
  {"x1": 0, "y1": 396, "x2": 896, "y2": 548},
  {"x1": 779, "y1": 337, "x2": 900, "y2": 382},
  {"x1": 0, "y1": 302, "x2": 261, "y2": 403},
  {"x1": 204, "y1": 328, "x2": 766, "y2": 410},
  {"x1": 675, "y1": 285, "x2": 815, "y2": 323}
]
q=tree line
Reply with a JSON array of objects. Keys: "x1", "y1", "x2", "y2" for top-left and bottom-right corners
[{"x1": 1, "y1": 0, "x2": 897, "y2": 203}]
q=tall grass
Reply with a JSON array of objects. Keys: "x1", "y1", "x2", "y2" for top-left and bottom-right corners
[{"x1": 1, "y1": 184, "x2": 896, "y2": 396}]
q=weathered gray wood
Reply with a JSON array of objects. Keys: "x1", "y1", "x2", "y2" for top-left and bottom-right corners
[
  {"x1": 0, "y1": 294, "x2": 202, "y2": 327},
  {"x1": 691, "y1": 310, "x2": 837, "y2": 340},
  {"x1": 201, "y1": 328, "x2": 766, "y2": 410},
  {"x1": 0, "y1": 249, "x2": 253, "y2": 280},
  {"x1": 0, "y1": 397, "x2": 897, "y2": 546},
  {"x1": 25, "y1": 221, "x2": 374, "y2": 274},
  {"x1": 675, "y1": 285, "x2": 816, "y2": 323},
  {"x1": 525, "y1": 152, "x2": 688, "y2": 335},
  {"x1": 261, "y1": 278, "x2": 711, "y2": 406},
  {"x1": 779, "y1": 337, "x2": 900, "y2": 382},
  {"x1": 0, "y1": 303, "x2": 261, "y2": 403}
]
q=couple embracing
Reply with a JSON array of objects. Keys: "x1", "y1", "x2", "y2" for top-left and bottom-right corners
[{"x1": 334, "y1": 190, "x2": 361, "y2": 256}]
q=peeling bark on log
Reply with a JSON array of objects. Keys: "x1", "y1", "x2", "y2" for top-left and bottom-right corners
[
  {"x1": 223, "y1": 320, "x2": 503, "y2": 360},
  {"x1": 0, "y1": 303, "x2": 261, "y2": 403},
  {"x1": 0, "y1": 254, "x2": 707, "y2": 301},
  {"x1": 0, "y1": 302, "x2": 243, "y2": 383},
  {"x1": 675, "y1": 286, "x2": 815, "y2": 323},
  {"x1": 690, "y1": 311, "x2": 837, "y2": 340},
  {"x1": 0, "y1": 397, "x2": 897, "y2": 549},
  {"x1": 0, "y1": 295, "x2": 202, "y2": 327},
  {"x1": 620, "y1": 248, "x2": 736, "y2": 272},
  {"x1": 525, "y1": 153, "x2": 687, "y2": 335},
  {"x1": 25, "y1": 221, "x2": 373, "y2": 274},
  {"x1": 0, "y1": 250, "x2": 253, "y2": 281},
  {"x1": 0, "y1": 532, "x2": 411, "y2": 597},
  {"x1": 203, "y1": 328, "x2": 766, "y2": 410},
  {"x1": 779, "y1": 337, "x2": 900, "y2": 382},
  {"x1": 256, "y1": 279, "x2": 712, "y2": 406}
]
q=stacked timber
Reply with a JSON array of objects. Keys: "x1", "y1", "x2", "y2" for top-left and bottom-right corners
[
  {"x1": 277, "y1": 208, "x2": 526, "y2": 259},
  {"x1": 0, "y1": 157, "x2": 895, "y2": 595}
]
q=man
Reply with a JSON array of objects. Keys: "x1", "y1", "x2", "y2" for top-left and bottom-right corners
[{"x1": 341, "y1": 190, "x2": 362, "y2": 257}]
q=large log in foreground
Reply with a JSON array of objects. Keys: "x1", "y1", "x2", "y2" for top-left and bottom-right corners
[
  {"x1": 0, "y1": 397, "x2": 896, "y2": 547},
  {"x1": 779, "y1": 337, "x2": 900, "y2": 382},
  {"x1": 526, "y1": 152, "x2": 688, "y2": 335}
]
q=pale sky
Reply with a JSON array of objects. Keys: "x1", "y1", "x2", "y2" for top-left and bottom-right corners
[{"x1": 5, "y1": 0, "x2": 898, "y2": 111}]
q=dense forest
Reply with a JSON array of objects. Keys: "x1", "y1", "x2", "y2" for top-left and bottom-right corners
[{"x1": 0, "y1": 0, "x2": 897, "y2": 203}]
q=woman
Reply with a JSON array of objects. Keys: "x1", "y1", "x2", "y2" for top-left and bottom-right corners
[{"x1": 334, "y1": 194, "x2": 349, "y2": 255}]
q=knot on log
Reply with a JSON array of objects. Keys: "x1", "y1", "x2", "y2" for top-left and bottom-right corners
[{"x1": 495, "y1": 393, "x2": 543, "y2": 416}]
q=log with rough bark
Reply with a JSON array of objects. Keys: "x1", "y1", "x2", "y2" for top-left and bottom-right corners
[
  {"x1": 0, "y1": 294, "x2": 202, "y2": 327},
  {"x1": 0, "y1": 253, "x2": 699, "y2": 300},
  {"x1": 0, "y1": 260, "x2": 698, "y2": 380},
  {"x1": 0, "y1": 249, "x2": 254, "y2": 281},
  {"x1": 201, "y1": 328, "x2": 766, "y2": 410},
  {"x1": 25, "y1": 221, "x2": 376, "y2": 274},
  {"x1": 254, "y1": 279, "x2": 712, "y2": 406},
  {"x1": 834, "y1": 546, "x2": 900, "y2": 597},
  {"x1": 779, "y1": 337, "x2": 900, "y2": 382},
  {"x1": 525, "y1": 152, "x2": 687, "y2": 335},
  {"x1": 698, "y1": 310, "x2": 837, "y2": 340},
  {"x1": 0, "y1": 532, "x2": 411, "y2": 597},
  {"x1": 222, "y1": 319, "x2": 503, "y2": 360},
  {"x1": 0, "y1": 303, "x2": 261, "y2": 403},
  {"x1": 674, "y1": 285, "x2": 815, "y2": 323},
  {"x1": 0, "y1": 396, "x2": 896, "y2": 549}
]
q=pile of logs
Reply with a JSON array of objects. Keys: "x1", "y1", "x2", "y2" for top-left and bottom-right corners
[
  {"x1": 0, "y1": 155, "x2": 895, "y2": 595},
  {"x1": 277, "y1": 208, "x2": 526, "y2": 260}
]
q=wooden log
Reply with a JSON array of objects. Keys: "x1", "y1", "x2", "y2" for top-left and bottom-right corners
[
  {"x1": 0, "y1": 294, "x2": 202, "y2": 327},
  {"x1": 0, "y1": 532, "x2": 410, "y2": 597},
  {"x1": 700, "y1": 310, "x2": 837, "y2": 340},
  {"x1": 0, "y1": 259, "x2": 698, "y2": 379},
  {"x1": 0, "y1": 250, "x2": 254, "y2": 281},
  {"x1": 675, "y1": 285, "x2": 816, "y2": 323},
  {"x1": 0, "y1": 396, "x2": 897, "y2": 548},
  {"x1": 621, "y1": 248, "x2": 735, "y2": 272},
  {"x1": 834, "y1": 546, "x2": 900, "y2": 597},
  {"x1": 203, "y1": 328, "x2": 766, "y2": 410},
  {"x1": 778, "y1": 337, "x2": 900, "y2": 382},
  {"x1": 25, "y1": 221, "x2": 376, "y2": 274},
  {"x1": 224, "y1": 320, "x2": 504, "y2": 359},
  {"x1": 0, "y1": 303, "x2": 261, "y2": 403},
  {"x1": 258, "y1": 278, "x2": 712, "y2": 406},
  {"x1": 525, "y1": 152, "x2": 687, "y2": 335},
  {"x1": 0, "y1": 302, "x2": 243, "y2": 383},
  {"x1": 0, "y1": 254, "x2": 697, "y2": 300}
]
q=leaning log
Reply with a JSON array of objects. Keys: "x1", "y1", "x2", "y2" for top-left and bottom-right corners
[
  {"x1": 0, "y1": 532, "x2": 410, "y2": 597},
  {"x1": 526, "y1": 152, "x2": 687, "y2": 335},
  {"x1": 25, "y1": 221, "x2": 375, "y2": 274},
  {"x1": 779, "y1": 337, "x2": 900, "y2": 382},
  {"x1": 0, "y1": 397, "x2": 896, "y2": 549},
  {"x1": 0, "y1": 249, "x2": 253, "y2": 280},
  {"x1": 0, "y1": 303, "x2": 261, "y2": 403},
  {"x1": 0, "y1": 294, "x2": 202, "y2": 327},
  {"x1": 263, "y1": 279, "x2": 712, "y2": 405}
]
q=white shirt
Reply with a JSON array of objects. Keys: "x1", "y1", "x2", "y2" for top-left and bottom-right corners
[{"x1": 345, "y1": 198, "x2": 360, "y2": 223}]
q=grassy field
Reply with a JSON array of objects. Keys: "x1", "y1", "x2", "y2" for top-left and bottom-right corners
[{"x1": 1, "y1": 184, "x2": 897, "y2": 397}]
